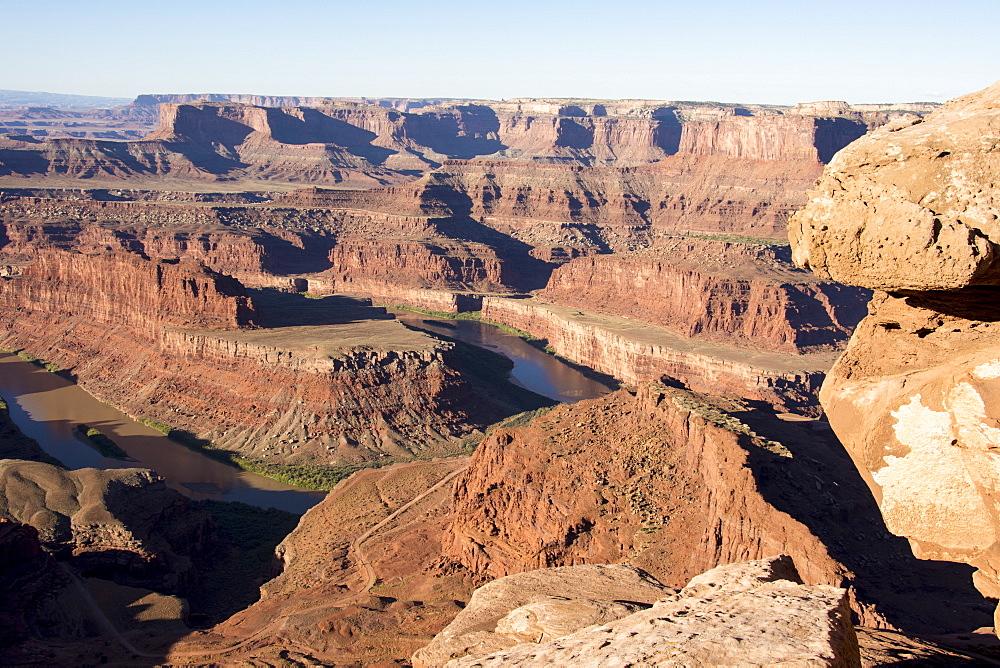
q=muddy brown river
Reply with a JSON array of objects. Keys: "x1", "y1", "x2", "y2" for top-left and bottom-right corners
[{"x1": 0, "y1": 315, "x2": 613, "y2": 513}]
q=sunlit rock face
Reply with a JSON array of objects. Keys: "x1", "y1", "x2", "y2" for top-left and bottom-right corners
[{"x1": 789, "y1": 80, "x2": 1000, "y2": 620}]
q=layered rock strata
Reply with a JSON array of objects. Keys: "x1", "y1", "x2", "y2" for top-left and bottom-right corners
[
  {"x1": 541, "y1": 238, "x2": 869, "y2": 353},
  {"x1": 0, "y1": 97, "x2": 903, "y2": 199},
  {"x1": 789, "y1": 80, "x2": 1000, "y2": 619},
  {"x1": 480, "y1": 296, "x2": 831, "y2": 412},
  {"x1": 0, "y1": 249, "x2": 484, "y2": 463},
  {"x1": 429, "y1": 556, "x2": 861, "y2": 668},
  {"x1": 441, "y1": 385, "x2": 992, "y2": 633},
  {"x1": 0, "y1": 249, "x2": 257, "y2": 331}
]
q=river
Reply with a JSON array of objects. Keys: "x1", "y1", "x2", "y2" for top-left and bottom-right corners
[
  {"x1": 0, "y1": 353, "x2": 326, "y2": 514},
  {"x1": 388, "y1": 309, "x2": 614, "y2": 404},
  {"x1": 0, "y1": 315, "x2": 612, "y2": 514}
]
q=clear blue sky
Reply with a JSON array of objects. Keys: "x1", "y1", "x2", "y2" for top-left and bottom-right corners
[{"x1": 3, "y1": 0, "x2": 997, "y2": 105}]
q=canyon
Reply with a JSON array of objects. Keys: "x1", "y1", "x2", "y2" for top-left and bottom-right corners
[
  {"x1": 0, "y1": 249, "x2": 528, "y2": 466},
  {"x1": 1, "y1": 86, "x2": 995, "y2": 666}
]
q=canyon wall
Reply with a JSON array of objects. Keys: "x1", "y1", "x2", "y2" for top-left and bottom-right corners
[
  {"x1": 0, "y1": 98, "x2": 900, "y2": 193},
  {"x1": 480, "y1": 296, "x2": 829, "y2": 412},
  {"x1": 323, "y1": 239, "x2": 512, "y2": 293},
  {"x1": 439, "y1": 385, "x2": 992, "y2": 634},
  {"x1": 0, "y1": 249, "x2": 486, "y2": 464},
  {"x1": 789, "y1": 81, "x2": 1000, "y2": 621},
  {"x1": 541, "y1": 238, "x2": 869, "y2": 353},
  {"x1": 0, "y1": 249, "x2": 257, "y2": 331},
  {"x1": 443, "y1": 387, "x2": 842, "y2": 587}
]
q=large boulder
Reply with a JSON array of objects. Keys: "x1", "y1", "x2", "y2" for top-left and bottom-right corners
[
  {"x1": 421, "y1": 556, "x2": 860, "y2": 667},
  {"x1": 788, "y1": 81, "x2": 1000, "y2": 622}
]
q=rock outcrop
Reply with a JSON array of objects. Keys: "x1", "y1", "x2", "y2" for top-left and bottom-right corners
[
  {"x1": 789, "y1": 81, "x2": 1000, "y2": 622},
  {"x1": 412, "y1": 564, "x2": 671, "y2": 666},
  {"x1": 0, "y1": 249, "x2": 490, "y2": 464},
  {"x1": 0, "y1": 460, "x2": 214, "y2": 594},
  {"x1": 541, "y1": 238, "x2": 869, "y2": 354},
  {"x1": 427, "y1": 556, "x2": 861, "y2": 668}
]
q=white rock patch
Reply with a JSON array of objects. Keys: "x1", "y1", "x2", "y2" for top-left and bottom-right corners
[{"x1": 875, "y1": 393, "x2": 995, "y2": 549}]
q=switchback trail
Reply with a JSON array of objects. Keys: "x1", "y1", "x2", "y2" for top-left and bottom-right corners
[{"x1": 163, "y1": 459, "x2": 466, "y2": 661}]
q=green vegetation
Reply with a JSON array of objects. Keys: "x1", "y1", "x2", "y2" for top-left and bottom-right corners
[
  {"x1": 487, "y1": 405, "x2": 558, "y2": 434},
  {"x1": 137, "y1": 417, "x2": 172, "y2": 434},
  {"x1": 382, "y1": 303, "x2": 545, "y2": 342},
  {"x1": 481, "y1": 318, "x2": 542, "y2": 341},
  {"x1": 664, "y1": 386, "x2": 792, "y2": 458},
  {"x1": 671, "y1": 232, "x2": 790, "y2": 247},
  {"x1": 378, "y1": 303, "x2": 484, "y2": 321},
  {"x1": 9, "y1": 349, "x2": 61, "y2": 373},
  {"x1": 75, "y1": 424, "x2": 129, "y2": 459},
  {"x1": 134, "y1": 417, "x2": 361, "y2": 490},
  {"x1": 228, "y1": 456, "x2": 361, "y2": 490},
  {"x1": 191, "y1": 500, "x2": 301, "y2": 623}
]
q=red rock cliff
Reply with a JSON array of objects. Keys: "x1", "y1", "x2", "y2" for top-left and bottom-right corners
[
  {"x1": 0, "y1": 249, "x2": 257, "y2": 332},
  {"x1": 541, "y1": 239, "x2": 869, "y2": 354},
  {"x1": 441, "y1": 385, "x2": 992, "y2": 632},
  {"x1": 0, "y1": 250, "x2": 483, "y2": 464}
]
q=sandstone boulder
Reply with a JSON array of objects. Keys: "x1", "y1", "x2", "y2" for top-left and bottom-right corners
[
  {"x1": 430, "y1": 556, "x2": 860, "y2": 667},
  {"x1": 411, "y1": 563, "x2": 671, "y2": 667},
  {"x1": 789, "y1": 81, "x2": 1000, "y2": 291},
  {"x1": 788, "y1": 80, "x2": 1000, "y2": 623}
]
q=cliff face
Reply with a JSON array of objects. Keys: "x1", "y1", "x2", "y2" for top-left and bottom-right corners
[
  {"x1": 443, "y1": 387, "x2": 841, "y2": 587},
  {"x1": 0, "y1": 250, "x2": 485, "y2": 464},
  {"x1": 439, "y1": 386, "x2": 992, "y2": 633},
  {"x1": 323, "y1": 238, "x2": 512, "y2": 293},
  {"x1": 0, "y1": 249, "x2": 257, "y2": 332},
  {"x1": 788, "y1": 81, "x2": 1000, "y2": 620},
  {"x1": 480, "y1": 296, "x2": 829, "y2": 412},
  {"x1": 678, "y1": 115, "x2": 868, "y2": 163},
  {"x1": 0, "y1": 98, "x2": 888, "y2": 192},
  {"x1": 541, "y1": 239, "x2": 869, "y2": 354}
]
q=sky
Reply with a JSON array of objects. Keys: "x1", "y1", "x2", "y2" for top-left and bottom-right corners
[{"x1": 3, "y1": 0, "x2": 998, "y2": 105}]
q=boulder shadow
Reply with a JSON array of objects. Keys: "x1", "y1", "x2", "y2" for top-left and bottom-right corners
[{"x1": 734, "y1": 401, "x2": 995, "y2": 635}]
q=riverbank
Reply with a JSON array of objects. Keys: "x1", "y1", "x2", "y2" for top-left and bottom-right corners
[{"x1": 0, "y1": 395, "x2": 64, "y2": 466}]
